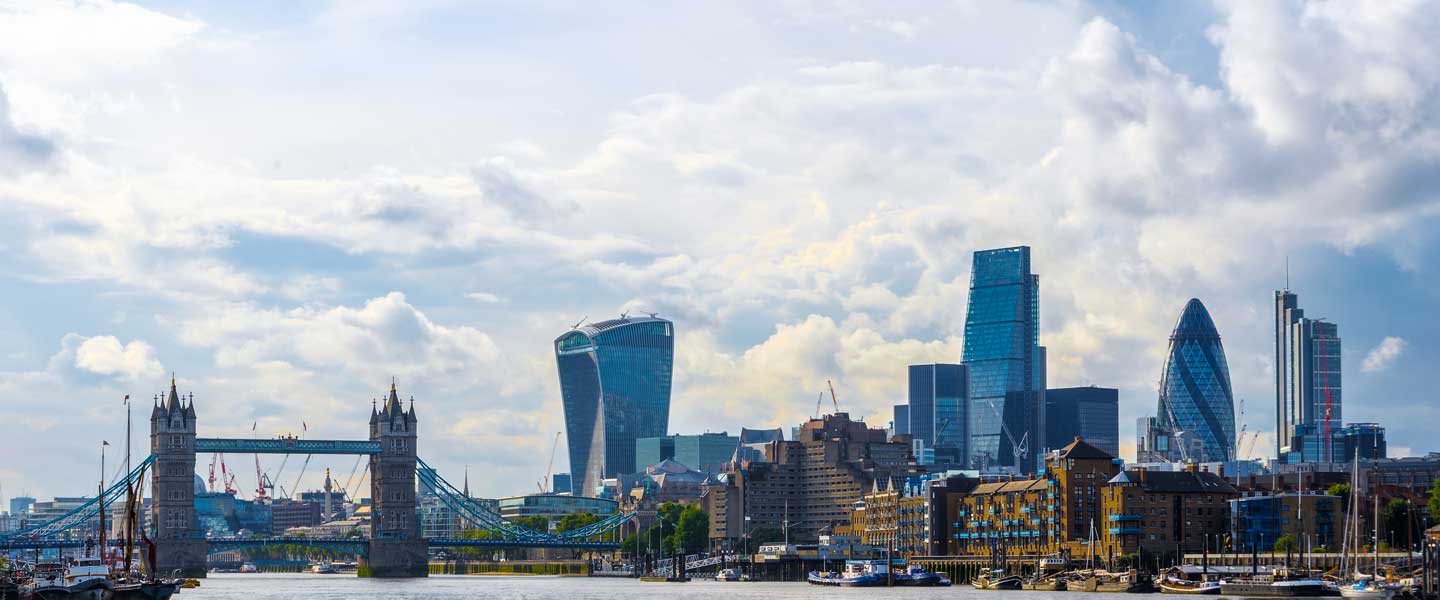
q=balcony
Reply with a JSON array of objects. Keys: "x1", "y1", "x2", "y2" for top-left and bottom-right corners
[
  {"x1": 1108, "y1": 514, "x2": 1141, "y2": 522},
  {"x1": 1108, "y1": 527, "x2": 1142, "y2": 535}
]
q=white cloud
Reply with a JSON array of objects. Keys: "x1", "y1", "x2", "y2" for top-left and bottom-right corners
[
  {"x1": 71, "y1": 335, "x2": 163, "y2": 381},
  {"x1": 1362, "y1": 336, "x2": 1407, "y2": 373},
  {"x1": 465, "y1": 292, "x2": 502, "y2": 304}
]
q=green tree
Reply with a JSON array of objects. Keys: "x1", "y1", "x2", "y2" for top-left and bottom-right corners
[
  {"x1": 1382, "y1": 498, "x2": 1412, "y2": 548},
  {"x1": 1328, "y1": 483, "x2": 1351, "y2": 503},
  {"x1": 556, "y1": 512, "x2": 602, "y2": 536},
  {"x1": 1274, "y1": 534, "x2": 1299, "y2": 553},
  {"x1": 1428, "y1": 480, "x2": 1440, "y2": 523},
  {"x1": 670, "y1": 505, "x2": 709, "y2": 555}
]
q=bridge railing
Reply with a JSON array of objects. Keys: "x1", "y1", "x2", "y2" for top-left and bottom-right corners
[{"x1": 0, "y1": 455, "x2": 156, "y2": 541}]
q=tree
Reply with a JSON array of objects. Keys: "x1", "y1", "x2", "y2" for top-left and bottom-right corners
[
  {"x1": 1382, "y1": 498, "x2": 1412, "y2": 549},
  {"x1": 1274, "y1": 534, "x2": 1299, "y2": 553},
  {"x1": 670, "y1": 505, "x2": 709, "y2": 555},
  {"x1": 556, "y1": 512, "x2": 602, "y2": 536},
  {"x1": 1328, "y1": 483, "x2": 1351, "y2": 503},
  {"x1": 746, "y1": 525, "x2": 785, "y2": 547},
  {"x1": 1429, "y1": 480, "x2": 1440, "y2": 523}
]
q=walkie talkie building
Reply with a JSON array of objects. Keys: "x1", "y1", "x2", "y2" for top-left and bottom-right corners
[{"x1": 554, "y1": 316, "x2": 674, "y2": 496}]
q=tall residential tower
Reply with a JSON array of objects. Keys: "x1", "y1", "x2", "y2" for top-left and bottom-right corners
[
  {"x1": 554, "y1": 315, "x2": 675, "y2": 496},
  {"x1": 961, "y1": 246, "x2": 1046, "y2": 473},
  {"x1": 1274, "y1": 288, "x2": 1342, "y2": 463}
]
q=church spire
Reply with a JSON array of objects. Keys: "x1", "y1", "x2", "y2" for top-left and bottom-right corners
[{"x1": 463, "y1": 465, "x2": 470, "y2": 498}]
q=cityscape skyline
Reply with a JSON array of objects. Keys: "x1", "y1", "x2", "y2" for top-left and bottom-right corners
[{"x1": 1, "y1": 1, "x2": 1438, "y2": 503}]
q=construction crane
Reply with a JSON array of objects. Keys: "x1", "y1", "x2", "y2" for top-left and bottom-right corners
[
  {"x1": 254, "y1": 455, "x2": 271, "y2": 501},
  {"x1": 826, "y1": 380, "x2": 841, "y2": 414},
  {"x1": 1235, "y1": 398, "x2": 1249, "y2": 459},
  {"x1": 813, "y1": 392, "x2": 825, "y2": 419},
  {"x1": 1160, "y1": 391, "x2": 1193, "y2": 463},
  {"x1": 207, "y1": 454, "x2": 218, "y2": 492},
  {"x1": 538, "y1": 432, "x2": 562, "y2": 494},
  {"x1": 219, "y1": 454, "x2": 237, "y2": 495},
  {"x1": 977, "y1": 395, "x2": 1028, "y2": 471}
]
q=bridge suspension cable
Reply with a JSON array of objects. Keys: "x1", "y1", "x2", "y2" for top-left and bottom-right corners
[
  {"x1": 414, "y1": 458, "x2": 633, "y2": 542},
  {"x1": 0, "y1": 455, "x2": 156, "y2": 542}
]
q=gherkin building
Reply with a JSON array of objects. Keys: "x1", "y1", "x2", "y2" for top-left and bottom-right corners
[{"x1": 1156, "y1": 298, "x2": 1236, "y2": 463}]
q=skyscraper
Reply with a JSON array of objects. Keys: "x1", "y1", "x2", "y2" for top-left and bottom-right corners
[
  {"x1": 961, "y1": 246, "x2": 1046, "y2": 473},
  {"x1": 1045, "y1": 386, "x2": 1119, "y2": 458},
  {"x1": 905, "y1": 364, "x2": 968, "y2": 467},
  {"x1": 1274, "y1": 288, "x2": 1342, "y2": 463},
  {"x1": 1156, "y1": 299, "x2": 1236, "y2": 463},
  {"x1": 554, "y1": 315, "x2": 675, "y2": 496}
]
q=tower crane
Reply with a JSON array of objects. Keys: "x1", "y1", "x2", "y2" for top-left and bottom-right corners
[
  {"x1": 538, "y1": 431, "x2": 562, "y2": 494},
  {"x1": 1161, "y1": 391, "x2": 1193, "y2": 463},
  {"x1": 254, "y1": 455, "x2": 271, "y2": 501},
  {"x1": 826, "y1": 380, "x2": 841, "y2": 414}
]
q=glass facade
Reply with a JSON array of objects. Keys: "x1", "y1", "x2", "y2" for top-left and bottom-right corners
[
  {"x1": 892, "y1": 404, "x2": 910, "y2": 436},
  {"x1": 1156, "y1": 299, "x2": 1236, "y2": 463},
  {"x1": 555, "y1": 316, "x2": 674, "y2": 496},
  {"x1": 1276, "y1": 289, "x2": 1343, "y2": 463},
  {"x1": 905, "y1": 364, "x2": 967, "y2": 467},
  {"x1": 961, "y1": 246, "x2": 1045, "y2": 473},
  {"x1": 1045, "y1": 386, "x2": 1119, "y2": 457}
]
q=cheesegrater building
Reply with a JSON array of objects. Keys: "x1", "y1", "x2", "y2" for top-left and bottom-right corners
[{"x1": 554, "y1": 316, "x2": 674, "y2": 496}]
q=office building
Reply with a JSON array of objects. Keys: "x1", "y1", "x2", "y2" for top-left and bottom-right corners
[
  {"x1": 1230, "y1": 492, "x2": 1342, "y2": 553},
  {"x1": 635, "y1": 432, "x2": 739, "y2": 474},
  {"x1": 9, "y1": 496, "x2": 35, "y2": 517},
  {"x1": 961, "y1": 246, "x2": 1046, "y2": 473},
  {"x1": 1155, "y1": 298, "x2": 1237, "y2": 463},
  {"x1": 704, "y1": 413, "x2": 918, "y2": 544},
  {"x1": 892, "y1": 404, "x2": 910, "y2": 436},
  {"x1": 1098, "y1": 465, "x2": 1239, "y2": 560},
  {"x1": 1275, "y1": 288, "x2": 1343, "y2": 463},
  {"x1": 551, "y1": 473, "x2": 572, "y2": 496},
  {"x1": 554, "y1": 315, "x2": 675, "y2": 496},
  {"x1": 1045, "y1": 387, "x2": 1120, "y2": 458},
  {"x1": 495, "y1": 494, "x2": 617, "y2": 525},
  {"x1": 901, "y1": 364, "x2": 968, "y2": 467},
  {"x1": 1339, "y1": 423, "x2": 1386, "y2": 461}
]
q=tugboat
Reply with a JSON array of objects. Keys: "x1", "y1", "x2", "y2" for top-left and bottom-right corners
[
  {"x1": 972, "y1": 568, "x2": 1023, "y2": 590},
  {"x1": 892, "y1": 564, "x2": 951, "y2": 587},
  {"x1": 807, "y1": 561, "x2": 886, "y2": 587},
  {"x1": 714, "y1": 568, "x2": 740, "y2": 582}
]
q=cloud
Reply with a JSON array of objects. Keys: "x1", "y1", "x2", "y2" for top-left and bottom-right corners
[
  {"x1": 1361, "y1": 336, "x2": 1407, "y2": 373},
  {"x1": 0, "y1": 82, "x2": 54, "y2": 174},
  {"x1": 465, "y1": 292, "x2": 502, "y2": 304},
  {"x1": 45, "y1": 333, "x2": 163, "y2": 383}
]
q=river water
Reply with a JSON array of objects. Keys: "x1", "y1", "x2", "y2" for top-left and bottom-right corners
[{"x1": 180, "y1": 574, "x2": 1182, "y2": 599}]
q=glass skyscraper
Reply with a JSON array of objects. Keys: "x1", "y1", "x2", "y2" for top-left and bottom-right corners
[
  {"x1": 1156, "y1": 298, "x2": 1236, "y2": 463},
  {"x1": 905, "y1": 363, "x2": 968, "y2": 467},
  {"x1": 961, "y1": 246, "x2": 1046, "y2": 473},
  {"x1": 1274, "y1": 288, "x2": 1342, "y2": 463},
  {"x1": 554, "y1": 316, "x2": 674, "y2": 496},
  {"x1": 1045, "y1": 386, "x2": 1119, "y2": 458}
]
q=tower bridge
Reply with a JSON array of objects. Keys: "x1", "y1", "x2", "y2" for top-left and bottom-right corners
[{"x1": 0, "y1": 380, "x2": 630, "y2": 578}]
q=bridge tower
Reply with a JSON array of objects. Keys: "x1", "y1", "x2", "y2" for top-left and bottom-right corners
[
  {"x1": 149, "y1": 376, "x2": 207, "y2": 577},
  {"x1": 361, "y1": 382, "x2": 427, "y2": 577}
]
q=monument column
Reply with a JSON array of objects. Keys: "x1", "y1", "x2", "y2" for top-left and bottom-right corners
[
  {"x1": 149, "y1": 376, "x2": 207, "y2": 577},
  {"x1": 360, "y1": 382, "x2": 428, "y2": 577}
]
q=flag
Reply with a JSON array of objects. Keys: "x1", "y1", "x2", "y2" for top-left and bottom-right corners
[
  {"x1": 252, "y1": 422, "x2": 257, "y2": 431},
  {"x1": 123, "y1": 394, "x2": 129, "y2": 403},
  {"x1": 303, "y1": 422, "x2": 308, "y2": 431},
  {"x1": 102, "y1": 440, "x2": 111, "y2": 446}
]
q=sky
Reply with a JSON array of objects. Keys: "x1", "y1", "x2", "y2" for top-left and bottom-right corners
[{"x1": 1, "y1": 0, "x2": 1439, "y2": 502}]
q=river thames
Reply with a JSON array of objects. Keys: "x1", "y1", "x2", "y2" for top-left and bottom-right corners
[{"x1": 180, "y1": 573, "x2": 1151, "y2": 599}]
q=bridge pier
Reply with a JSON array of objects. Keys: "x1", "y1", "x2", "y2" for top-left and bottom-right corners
[
  {"x1": 361, "y1": 383, "x2": 428, "y2": 578},
  {"x1": 150, "y1": 378, "x2": 208, "y2": 577}
]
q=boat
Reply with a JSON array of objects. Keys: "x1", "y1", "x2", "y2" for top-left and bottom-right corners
[
  {"x1": 1076, "y1": 570, "x2": 1155, "y2": 593},
  {"x1": 1339, "y1": 580, "x2": 1396, "y2": 599},
  {"x1": 972, "y1": 568, "x2": 1023, "y2": 590},
  {"x1": 1220, "y1": 574, "x2": 1328, "y2": 597},
  {"x1": 807, "y1": 561, "x2": 886, "y2": 587},
  {"x1": 238, "y1": 563, "x2": 258, "y2": 574},
  {"x1": 1159, "y1": 577, "x2": 1221, "y2": 595},
  {"x1": 1022, "y1": 577, "x2": 1067, "y2": 591},
  {"x1": 714, "y1": 568, "x2": 740, "y2": 582},
  {"x1": 311, "y1": 562, "x2": 338, "y2": 574},
  {"x1": 892, "y1": 564, "x2": 951, "y2": 587},
  {"x1": 21, "y1": 558, "x2": 115, "y2": 600},
  {"x1": 112, "y1": 580, "x2": 179, "y2": 600}
]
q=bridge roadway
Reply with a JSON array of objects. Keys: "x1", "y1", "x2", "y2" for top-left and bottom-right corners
[{"x1": 194, "y1": 438, "x2": 382, "y2": 455}]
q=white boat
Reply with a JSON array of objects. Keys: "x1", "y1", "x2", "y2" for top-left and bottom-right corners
[
  {"x1": 714, "y1": 568, "x2": 740, "y2": 582},
  {"x1": 239, "y1": 562, "x2": 258, "y2": 573},
  {"x1": 1339, "y1": 580, "x2": 1396, "y2": 599},
  {"x1": 311, "y1": 562, "x2": 338, "y2": 574},
  {"x1": 22, "y1": 558, "x2": 114, "y2": 600}
]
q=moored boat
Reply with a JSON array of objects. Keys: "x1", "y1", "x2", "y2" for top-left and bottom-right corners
[
  {"x1": 311, "y1": 562, "x2": 337, "y2": 574},
  {"x1": 973, "y1": 568, "x2": 1023, "y2": 590},
  {"x1": 1022, "y1": 577, "x2": 1067, "y2": 591},
  {"x1": 1338, "y1": 580, "x2": 1395, "y2": 599},
  {"x1": 1220, "y1": 576, "x2": 1328, "y2": 597},
  {"x1": 21, "y1": 558, "x2": 114, "y2": 600},
  {"x1": 112, "y1": 580, "x2": 179, "y2": 600},
  {"x1": 893, "y1": 564, "x2": 950, "y2": 587},
  {"x1": 238, "y1": 563, "x2": 257, "y2": 574},
  {"x1": 714, "y1": 568, "x2": 740, "y2": 582},
  {"x1": 1159, "y1": 577, "x2": 1221, "y2": 595},
  {"x1": 807, "y1": 561, "x2": 886, "y2": 587}
]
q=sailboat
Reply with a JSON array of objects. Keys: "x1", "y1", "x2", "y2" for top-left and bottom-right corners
[{"x1": 1339, "y1": 486, "x2": 1394, "y2": 599}]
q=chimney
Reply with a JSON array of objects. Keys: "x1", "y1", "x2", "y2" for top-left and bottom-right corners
[
  {"x1": 1186, "y1": 461, "x2": 1198, "y2": 474},
  {"x1": 1218, "y1": 463, "x2": 1226, "y2": 479},
  {"x1": 1136, "y1": 467, "x2": 1146, "y2": 484}
]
